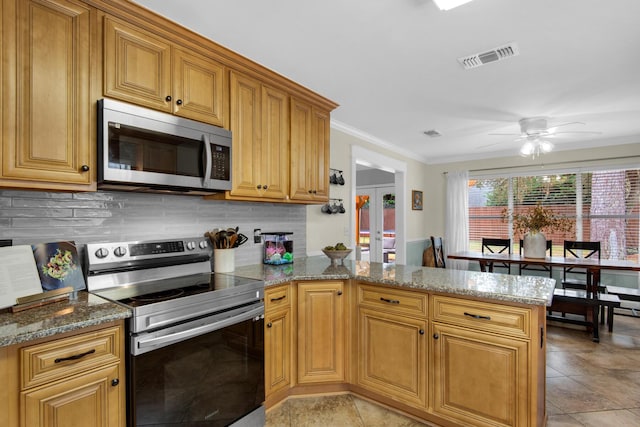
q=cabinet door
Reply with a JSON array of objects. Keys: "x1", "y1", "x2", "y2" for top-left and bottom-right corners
[
  {"x1": 104, "y1": 17, "x2": 172, "y2": 112},
  {"x1": 229, "y1": 71, "x2": 263, "y2": 197},
  {"x1": 297, "y1": 281, "x2": 345, "y2": 383},
  {"x1": 290, "y1": 98, "x2": 329, "y2": 202},
  {"x1": 310, "y1": 108, "x2": 330, "y2": 200},
  {"x1": 264, "y1": 306, "x2": 292, "y2": 397},
  {"x1": 289, "y1": 97, "x2": 313, "y2": 201},
  {"x1": 173, "y1": 47, "x2": 226, "y2": 126},
  {"x1": 22, "y1": 364, "x2": 123, "y2": 427},
  {"x1": 2, "y1": 0, "x2": 92, "y2": 186},
  {"x1": 431, "y1": 322, "x2": 529, "y2": 427},
  {"x1": 358, "y1": 308, "x2": 427, "y2": 408},
  {"x1": 260, "y1": 85, "x2": 289, "y2": 199}
]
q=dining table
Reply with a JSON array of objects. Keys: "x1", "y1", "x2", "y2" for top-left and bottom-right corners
[{"x1": 447, "y1": 251, "x2": 640, "y2": 341}]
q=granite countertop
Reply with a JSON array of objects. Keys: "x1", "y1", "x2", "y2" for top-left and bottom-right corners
[
  {"x1": 0, "y1": 257, "x2": 555, "y2": 348},
  {"x1": 0, "y1": 291, "x2": 131, "y2": 347},
  {"x1": 229, "y1": 256, "x2": 557, "y2": 307}
]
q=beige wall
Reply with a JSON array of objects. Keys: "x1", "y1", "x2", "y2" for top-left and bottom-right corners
[
  {"x1": 308, "y1": 129, "x2": 640, "y2": 257},
  {"x1": 306, "y1": 128, "x2": 429, "y2": 255}
]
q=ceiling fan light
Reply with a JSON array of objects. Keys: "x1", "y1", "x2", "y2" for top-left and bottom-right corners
[
  {"x1": 520, "y1": 142, "x2": 534, "y2": 156},
  {"x1": 433, "y1": 0, "x2": 473, "y2": 11},
  {"x1": 540, "y1": 140, "x2": 554, "y2": 153}
]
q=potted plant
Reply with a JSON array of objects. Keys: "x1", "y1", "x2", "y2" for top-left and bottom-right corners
[{"x1": 503, "y1": 204, "x2": 573, "y2": 258}]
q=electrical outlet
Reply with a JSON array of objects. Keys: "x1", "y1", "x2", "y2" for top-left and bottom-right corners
[{"x1": 253, "y1": 228, "x2": 262, "y2": 244}]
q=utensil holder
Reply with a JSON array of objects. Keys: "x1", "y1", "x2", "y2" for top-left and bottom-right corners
[{"x1": 214, "y1": 249, "x2": 235, "y2": 272}]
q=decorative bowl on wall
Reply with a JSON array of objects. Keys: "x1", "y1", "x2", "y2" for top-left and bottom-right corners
[{"x1": 321, "y1": 249, "x2": 352, "y2": 266}]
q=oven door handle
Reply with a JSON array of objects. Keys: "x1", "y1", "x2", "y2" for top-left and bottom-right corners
[{"x1": 134, "y1": 304, "x2": 263, "y2": 354}]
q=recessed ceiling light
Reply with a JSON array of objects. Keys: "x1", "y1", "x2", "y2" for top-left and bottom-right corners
[{"x1": 433, "y1": 0, "x2": 473, "y2": 11}]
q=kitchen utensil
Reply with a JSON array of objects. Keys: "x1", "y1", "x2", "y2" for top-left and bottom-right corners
[
  {"x1": 235, "y1": 233, "x2": 249, "y2": 247},
  {"x1": 321, "y1": 203, "x2": 332, "y2": 214},
  {"x1": 330, "y1": 173, "x2": 338, "y2": 184},
  {"x1": 339, "y1": 201, "x2": 346, "y2": 214},
  {"x1": 330, "y1": 201, "x2": 340, "y2": 214},
  {"x1": 338, "y1": 172, "x2": 345, "y2": 185}
]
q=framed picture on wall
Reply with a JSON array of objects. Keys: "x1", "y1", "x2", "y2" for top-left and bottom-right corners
[{"x1": 412, "y1": 190, "x2": 423, "y2": 210}]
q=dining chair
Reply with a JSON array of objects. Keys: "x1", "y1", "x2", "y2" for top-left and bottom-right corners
[
  {"x1": 481, "y1": 238, "x2": 511, "y2": 273},
  {"x1": 562, "y1": 240, "x2": 605, "y2": 292},
  {"x1": 431, "y1": 236, "x2": 446, "y2": 269},
  {"x1": 518, "y1": 239, "x2": 553, "y2": 277}
]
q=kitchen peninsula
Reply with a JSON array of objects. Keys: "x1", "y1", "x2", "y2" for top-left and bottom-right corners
[
  {"x1": 0, "y1": 259, "x2": 554, "y2": 427},
  {"x1": 233, "y1": 257, "x2": 555, "y2": 427}
]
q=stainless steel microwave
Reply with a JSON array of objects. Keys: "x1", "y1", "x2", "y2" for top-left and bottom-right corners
[{"x1": 97, "y1": 98, "x2": 232, "y2": 195}]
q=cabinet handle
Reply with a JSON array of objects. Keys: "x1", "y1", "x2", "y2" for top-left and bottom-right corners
[
  {"x1": 433, "y1": 333, "x2": 439, "y2": 339},
  {"x1": 267, "y1": 322, "x2": 273, "y2": 328},
  {"x1": 257, "y1": 185, "x2": 262, "y2": 189},
  {"x1": 54, "y1": 349, "x2": 96, "y2": 364},
  {"x1": 165, "y1": 95, "x2": 172, "y2": 102},
  {"x1": 337, "y1": 290, "x2": 343, "y2": 296},
  {"x1": 312, "y1": 190, "x2": 317, "y2": 194},
  {"x1": 308, "y1": 189, "x2": 313, "y2": 194},
  {"x1": 80, "y1": 165, "x2": 89, "y2": 172},
  {"x1": 176, "y1": 99, "x2": 183, "y2": 105},
  {"x1": 263, "y1": 185, "x2": 268, "y2": 190},
  {"x1": 111, "y1": 378, "x2": 120, "y2": 387},
  {"x1": 463, "y1": 312, "x2": 491, "y2": 321},
  {"x1": 419, "y1": 329, "x2": 425, "y2": 335},
  {"x1": 270, "y1": 295, "x2": 286, "y2": 302},
  {"x1": 380, "y1": 297, "x2": 400, "y2": 304}
]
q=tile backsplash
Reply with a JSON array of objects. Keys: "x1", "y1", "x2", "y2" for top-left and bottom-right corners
[{"x1": 0, "y1": 190, "x2": 306, "y2": 268}]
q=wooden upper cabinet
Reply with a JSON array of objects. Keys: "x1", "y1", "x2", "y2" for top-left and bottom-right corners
[
  {"x1": 228, "y1": 70, "x2": 288, "y2": 200},
  {"x1": 104, "y1": 17, "x2": 227, "y2": 127},
  {"x1": 290, "y1": 97, "x2": 329, "y2": 202},
  {"x1": 1, "y1": 0, "x2": 93, "y2": 188}
]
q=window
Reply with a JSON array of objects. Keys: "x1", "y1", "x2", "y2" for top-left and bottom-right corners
[{"x1": 468, "y1": 168, "x2": 640, "y2": 262}]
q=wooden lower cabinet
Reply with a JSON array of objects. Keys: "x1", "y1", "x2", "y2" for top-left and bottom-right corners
[
  {"x1": 266, "y1": 281, "x2": 545, "y2": 427},
  {"x1": 431, "y1": 322, "x2": 529, "y2": 427},
  {"x1": 22, "y1": 364, "x2": 121, "y2": 427},
  {"x1": 0, "y1": 321, "x2": 126, "y2": 427},
  {"x1": 297, "y1": 280, "x2": 345, "y2": 383},
  {"x1": 357, "y1": 307, "x2": 427, "y2": 408},
  {"x1": 264, "y1": 284, "x2": 293, "y2": 400}
]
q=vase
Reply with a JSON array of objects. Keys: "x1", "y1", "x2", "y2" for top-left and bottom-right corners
[{"x1": 523, "y1": 231, "x2": 547, "y2": 259}]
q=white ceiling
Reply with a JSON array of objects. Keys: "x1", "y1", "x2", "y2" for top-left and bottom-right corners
[{"x1": 135, "y1": 0, "x2": 640, "y2": 164}]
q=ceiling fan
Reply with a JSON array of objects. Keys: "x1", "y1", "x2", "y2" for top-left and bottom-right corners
[{"x1": 486, "y1": 117, "x2": 602, "y2": 157}]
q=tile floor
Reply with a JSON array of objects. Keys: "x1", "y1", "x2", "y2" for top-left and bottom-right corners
[{"x1": 266, "y1": 314, "x2": 640, "y2": 427}]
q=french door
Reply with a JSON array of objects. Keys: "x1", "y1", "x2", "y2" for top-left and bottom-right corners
[{"x1": 356, "y1": 186, "x2": 395, "y2": 263}]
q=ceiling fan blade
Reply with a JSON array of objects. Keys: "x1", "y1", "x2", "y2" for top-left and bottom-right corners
[
  {"x1": 487, "y1": 132, "x2": 522, "y2": 136},
  {"x1": 548, "y1": 130, "x2": 603, "y2": 136},
  {"x1": 547, "y1": 121, "x2": 585, "y2": 131},
  {"x1": 476, "y1": 140, "x2": 511, "y2": 149}
]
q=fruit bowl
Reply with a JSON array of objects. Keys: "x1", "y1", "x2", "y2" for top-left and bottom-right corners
[{"x1": 322, "y1": 249, "x2": 352, "y2": 266}]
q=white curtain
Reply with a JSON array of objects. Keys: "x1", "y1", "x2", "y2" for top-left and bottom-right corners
[{"x1": 445, "y1": 171, "x2": 469, "y2": 270}]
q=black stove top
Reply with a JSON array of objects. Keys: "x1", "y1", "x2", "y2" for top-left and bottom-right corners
[{"x1": 91, "y1": 272, "x2": 261, "y2": 308}]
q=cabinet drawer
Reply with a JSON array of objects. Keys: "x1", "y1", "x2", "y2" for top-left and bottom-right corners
[
  {"x1": 431, "y1": 295, "x2": 531, "y2": 339},
  {"x1": 265, "y1": 284, "x2": 291, "y2": 312},
  {"x1": 21, "y1": 326, "x2": 122, "y2": 389},
  {"x1": 357, "y1": 283, "x2": 428, "y2": 317}
]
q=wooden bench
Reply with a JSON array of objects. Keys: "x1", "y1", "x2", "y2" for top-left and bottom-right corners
[
  {"x1": 606, "y1": 285, "x2": 640, "y2": 316},
  {"x1": 547, "y1": 289, "x2": 621, "y2": 342}
]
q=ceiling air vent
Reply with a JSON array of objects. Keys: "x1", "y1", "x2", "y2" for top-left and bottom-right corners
[
  {"x1": 458, "y1": 42, "x2": 519, "y2": 70},
  {"x1": 423, "y1": 129, "x2": 442, "y2": 137}
]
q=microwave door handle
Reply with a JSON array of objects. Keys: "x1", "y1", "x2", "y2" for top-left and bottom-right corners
[{"x1": 202, "y1": 134, "x2": 212, "y2": 186}]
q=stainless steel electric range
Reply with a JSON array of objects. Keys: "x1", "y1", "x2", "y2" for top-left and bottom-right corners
[{"x1": 86, "y1": 236, "x2": 265, "y2": 427}]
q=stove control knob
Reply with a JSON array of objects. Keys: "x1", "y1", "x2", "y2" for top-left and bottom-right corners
[
  {"x1": 199, "y1": 240, "x2": 208, "y2": 249},
  {"x1": 114, "y1": 246, "x2": 127, "y2": 257},
  {"x1": 186, "y1": 241, "x2": 196, "y2": 251},
  {"x1": 95, "y1": 248, "x2": 109, "y2": 259}
]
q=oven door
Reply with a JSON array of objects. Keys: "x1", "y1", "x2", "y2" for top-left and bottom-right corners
[{"x1": 128, "y1": 304, "x2": 264, "y2": 426}]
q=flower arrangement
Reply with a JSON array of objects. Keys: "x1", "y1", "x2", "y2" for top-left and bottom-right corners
[{"x1": 503, "y1": 204, "x2": 573, "y2": 236}]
